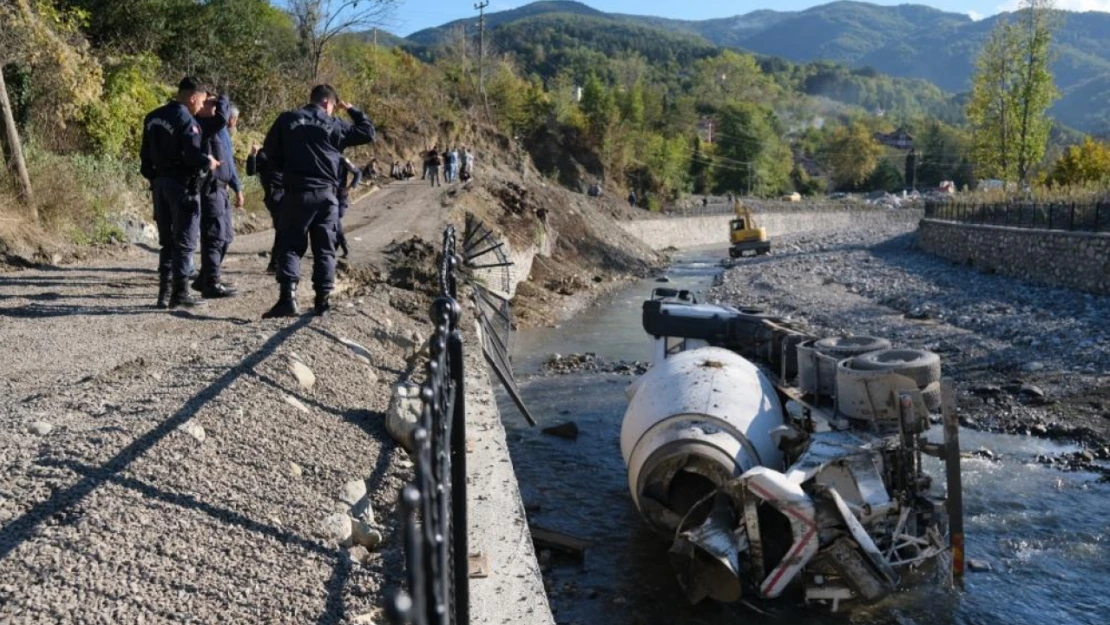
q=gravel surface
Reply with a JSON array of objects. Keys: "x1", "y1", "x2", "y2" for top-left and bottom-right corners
[
  {"x1": 708, "y1": 222, "x2": 1110, "y2": 460},
  {"x1": 0, "y1": 185, "x2": 452, "y2": 624}
]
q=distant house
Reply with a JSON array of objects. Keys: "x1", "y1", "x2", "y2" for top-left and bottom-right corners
[{"x1": 874, "y1": 127, "x2": 914, "y2": 150}]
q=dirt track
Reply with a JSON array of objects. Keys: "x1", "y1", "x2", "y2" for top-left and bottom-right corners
[{"x1": 0, "y1": 180, "x2": 450, "y2": 624}]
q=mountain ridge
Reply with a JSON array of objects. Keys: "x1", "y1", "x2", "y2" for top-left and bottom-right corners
[{"x1": 399, "y1": 0, "x2": 1110, "y2": 132}]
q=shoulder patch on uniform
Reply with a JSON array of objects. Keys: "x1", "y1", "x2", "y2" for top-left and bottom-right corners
[{"x1": 188, "y1": 124, "x2": 199, "y2": 135}]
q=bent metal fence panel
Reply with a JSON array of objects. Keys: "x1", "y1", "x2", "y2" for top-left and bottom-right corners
[
  {"x1": 925, "y1": 200, "x2": 1110, "y2": 233},
  {"x1": 387, "y1": 216, "x2": 536, "y2": 625}
]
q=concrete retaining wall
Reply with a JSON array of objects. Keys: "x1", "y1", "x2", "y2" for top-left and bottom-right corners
[
  {"x1": 623, "y1": 209, "x2": 924, "y2": 250},
  {"x1": 918, "y1": 219, "x2": 1110, "y2": 295}
]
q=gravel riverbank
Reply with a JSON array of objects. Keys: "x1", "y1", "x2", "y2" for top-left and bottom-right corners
[{"x1": 708, "y1": 222, "x2": 1110, "y2": 466}]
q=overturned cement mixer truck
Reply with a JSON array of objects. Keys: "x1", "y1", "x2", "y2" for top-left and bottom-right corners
[{"x1": 620, "y1": 288, "x2": 964, "y2": 612}]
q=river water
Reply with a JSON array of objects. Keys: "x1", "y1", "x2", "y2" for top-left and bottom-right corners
[{"x1": 496, "y1": 248, "x2": 1109, "y2": 625}]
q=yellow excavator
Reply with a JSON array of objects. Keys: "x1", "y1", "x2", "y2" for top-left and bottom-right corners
[{"x1": 728, "y1": 201, "x2": 771, "y2": 258}]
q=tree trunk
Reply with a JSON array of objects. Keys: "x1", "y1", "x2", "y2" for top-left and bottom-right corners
[{"x1": 0, "y1": 69, "x2": 35, "y2": 221}]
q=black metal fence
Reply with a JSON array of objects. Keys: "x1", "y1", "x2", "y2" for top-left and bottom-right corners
[
  {"x1": 925, "y1": 200, "x2": 1110, "y2": 233},
  {"x1": 387, "y1": 225, "x2": 469, "y2": 625}
]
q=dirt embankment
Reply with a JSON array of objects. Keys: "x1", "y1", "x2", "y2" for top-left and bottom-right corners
[{"x1": 709, "y1": 223, "x2": 1110, "y2": 472}]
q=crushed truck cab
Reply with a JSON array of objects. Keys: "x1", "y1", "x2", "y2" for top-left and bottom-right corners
[{"x1": 729, "y1": 202, "x2": 771, "y2": 258}]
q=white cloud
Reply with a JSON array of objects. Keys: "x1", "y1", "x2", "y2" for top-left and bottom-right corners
[
  {"x1": 997, "y1": 0, "x2": 1110, "y2": 12},
  {"x1": 969, "y1": 10, "x2": 984, "y2": 20}
]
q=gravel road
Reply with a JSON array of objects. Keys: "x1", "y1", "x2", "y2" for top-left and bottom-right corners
[
  {"x1": 0, "y1": 180, "x2": 450, "y2": 624},
  {"x1": 709, "y1": 221, "x2": 1110, "y2": 459}
]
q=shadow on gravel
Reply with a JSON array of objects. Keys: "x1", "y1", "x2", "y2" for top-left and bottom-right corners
[
  {"x1": 0, "y1": 302, "x2": 252, "y2": 323},
  {"x1": 0, "y1": 315, "x2": 313, "y2": 562}
]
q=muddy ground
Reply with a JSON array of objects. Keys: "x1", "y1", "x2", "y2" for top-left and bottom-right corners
[{"x1": 708, "y1": 222, "x2": 1110, "y2": 468}]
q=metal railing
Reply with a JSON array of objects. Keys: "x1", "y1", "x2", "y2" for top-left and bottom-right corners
[
  {"x1": 925, "y1": 200, "x2": 1110, "y2": 233},
  {"x1": 386, "y1": 215, "x2": 535, "y2": 625},
  {"x1": 387, "y1": 225, "x2": 469, "y2": 625}
]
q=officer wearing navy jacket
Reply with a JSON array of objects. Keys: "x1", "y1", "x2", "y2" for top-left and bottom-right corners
[
  {"x1": 194, "y1": 94, "x2": 236, "y2": 298},
  {"x1": 246, "y1": 144, "x2": 284, "y2": 273},
  {"x1": 261, "y1": 84, "x2": 376, "y2": 318},
  {"x1": 140, "y1": 77, "x2": 219, "y2": 309}
]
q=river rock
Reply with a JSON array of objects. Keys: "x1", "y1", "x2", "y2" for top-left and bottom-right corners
[
  {"x1": 289, "y1": 462, "x2": 303, "y2": 478},
  {"x1": 541, "y1": 421, "x2": 579, "y2": 441},
  {"x1": 967, "y1": 558, "x2": 993, "y2": 573},
  {"x1": 347, "y1": 545, "x2": 372, "y2": 566},
  {"x1": 289, "y1": 360, "x2": 316, "y2": 392},
  {"x1": 339, "y1": 480, "x2": 367, "y2": 505},
  {"x1": 351, "y1": 520, "x2": 383, "y2": 550},
  {"x1": 339, "y1": 337, "x2": 374, "y2": 364},
  {"x1": 284, "y1": 395, "x2": 310, "y2": 414},
  {"x1": 321, "y1": 513, "x2": 353, "y2": 546},
  {"x1": 27, "y1": 421, "x2": 54, "y2": 436},
  {"x1": 179, "y1": 421, "x2": 206, "y2": 443},
  {"x1": 386, "y1": 382, "x2": 422, "y2": 453}
]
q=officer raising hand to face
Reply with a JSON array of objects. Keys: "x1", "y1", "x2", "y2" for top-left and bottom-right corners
[
  {"x1": 261, "y1": 85, "x2": 376, "y2": 318},
  {"x1": 140, "y1": 77, "x2": 220, "y2": 309}
]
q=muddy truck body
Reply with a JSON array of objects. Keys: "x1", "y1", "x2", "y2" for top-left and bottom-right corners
[{"x1": 620, "y1": 288, "x2": 961, "y2": 612}]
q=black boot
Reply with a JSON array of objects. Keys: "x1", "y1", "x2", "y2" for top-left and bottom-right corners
[
  {"x1": 263, "y1": 283, "x2": 299, "y2": 319},
  {"x1": 201, "y1": 281, "x2": 237, "y2": 298},
  {"x1": 314, "y1": 291, "x2": 331, "y2": 316},
  {"x1": 169, "y1": 278, "x2": 205, "y2": 309},
  {"x1": 156, "y1": 276, "x2": 171, "y2": 309}
]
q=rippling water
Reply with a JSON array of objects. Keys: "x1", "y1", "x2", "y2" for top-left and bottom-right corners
[{"x1": 497, "y1": 248, "x2": 1110, "y2": 625}]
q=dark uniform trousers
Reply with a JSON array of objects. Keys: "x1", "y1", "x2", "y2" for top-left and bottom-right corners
[
  {"x1": 153, "y1": 176, "x2": 201, "y2": 280},
  {"x1": 264, "y1": 185, "x2": 285, "y2": 260},
  {"x1": 199, "y1": 181, "x2": 233, "y2": 283},
  {"x1": 276, "y1": 188, "x2": 339, "y2": 293}
]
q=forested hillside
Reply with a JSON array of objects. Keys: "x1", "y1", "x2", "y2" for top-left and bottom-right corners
[{"x1": 407, "y1": 0, "x2": 1110, "y2": 132}]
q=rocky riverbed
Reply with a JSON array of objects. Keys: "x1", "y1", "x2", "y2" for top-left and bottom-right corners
[{"x1": 709, "y1": 222, "x2": 1110, "y2": 475}]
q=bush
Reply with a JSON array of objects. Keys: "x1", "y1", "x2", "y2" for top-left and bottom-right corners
[{"x1": 83, "y1": 55, "x2": 169, "y2": 159}]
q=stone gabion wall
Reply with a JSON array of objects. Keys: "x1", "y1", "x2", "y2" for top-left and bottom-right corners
[{"x1": 918, "y1": 219, "x2": 1110, "y2": 295}]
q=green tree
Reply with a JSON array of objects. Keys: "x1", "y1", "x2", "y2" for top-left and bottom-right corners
[
  {"x1": 821, "y1": 122, "x2": 883, "y2": 190},
  {"x1": 1046, "y1": 137, "x2": 1110, "y2": 186},
  {"x1": 579, "y1": 72, "x2": 615, "y2": 144},
  {"x1": 968, "y1": 0, "x2": 1058, "y2": 183},
  {"x1": 713, "y1": 102, "x2": 791, "y2": 196}
]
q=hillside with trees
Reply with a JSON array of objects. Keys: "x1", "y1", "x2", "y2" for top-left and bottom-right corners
[{"x1": 407, "y1": 0, "x2": 1110, "y2": 133}]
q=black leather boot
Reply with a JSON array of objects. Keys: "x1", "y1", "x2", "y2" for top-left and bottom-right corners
[
  {"x1": 314, "y1": 291, "x2": 331, "y2": 316},
  {"x1": 156, "y1": 276, "x2": 171, "y2": 309},
  {"x1": 169, "y1": 278, "x2": 205, "y2": 309},
  {"x1": 201, "y1": 281, "x2": 237, "y2": 298},
  {"x1": 263, "y1": 283, "x2": 299, "y2": 318}
]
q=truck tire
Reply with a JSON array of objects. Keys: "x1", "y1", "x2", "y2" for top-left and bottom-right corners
[
  {"x1": 814, "y1": 336, "x2": 892, "y2": 359},
  {"x1": 850, "y1": 349, "x2": 941, "y2": 389}
]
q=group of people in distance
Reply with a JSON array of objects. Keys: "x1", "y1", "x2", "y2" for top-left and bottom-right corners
[{"x1": 422, "y1": 145, "x2": 474, "y2": 187}]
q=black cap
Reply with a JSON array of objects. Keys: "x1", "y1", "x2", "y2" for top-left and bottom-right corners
[{"x1": 178, "y1": 76, "x2": 208, "y2": 93}]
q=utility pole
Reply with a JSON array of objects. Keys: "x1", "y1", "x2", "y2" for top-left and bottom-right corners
[
  {"x1": 475, "y1": 1, "x2": 489, "y2": 97},
  {"x1": 0, "y1": 69, "x2": 34, "y2": 221}
]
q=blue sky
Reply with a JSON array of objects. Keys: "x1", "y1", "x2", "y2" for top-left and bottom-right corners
[{"x1": 385, "y1": 0, "x2": 1110, "y2": 36}]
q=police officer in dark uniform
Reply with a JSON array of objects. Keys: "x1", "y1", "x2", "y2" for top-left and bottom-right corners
[
  {"x1": 140, "y1": 77, "x2": 219, "y2": 309},
  {"x1": 194, "y1": 93, "x2": 236, "y2": 298},
  {"x1": 261, "y1": 84, "x2": 376, "y2": 318},
  {"x1": 336, "y1": 156, "x2": 362, "y2": 259},
  {"x1": 247, "y1": 144, "x2": 284, "y2": 273}
]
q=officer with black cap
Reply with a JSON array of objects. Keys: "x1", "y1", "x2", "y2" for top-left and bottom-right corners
[
  {"x1": 140, "y1": 77, "x2": 219, "y2": 309},
  {"x1": 261, "y1": 84, "x2": 376, "y2": 318}
]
